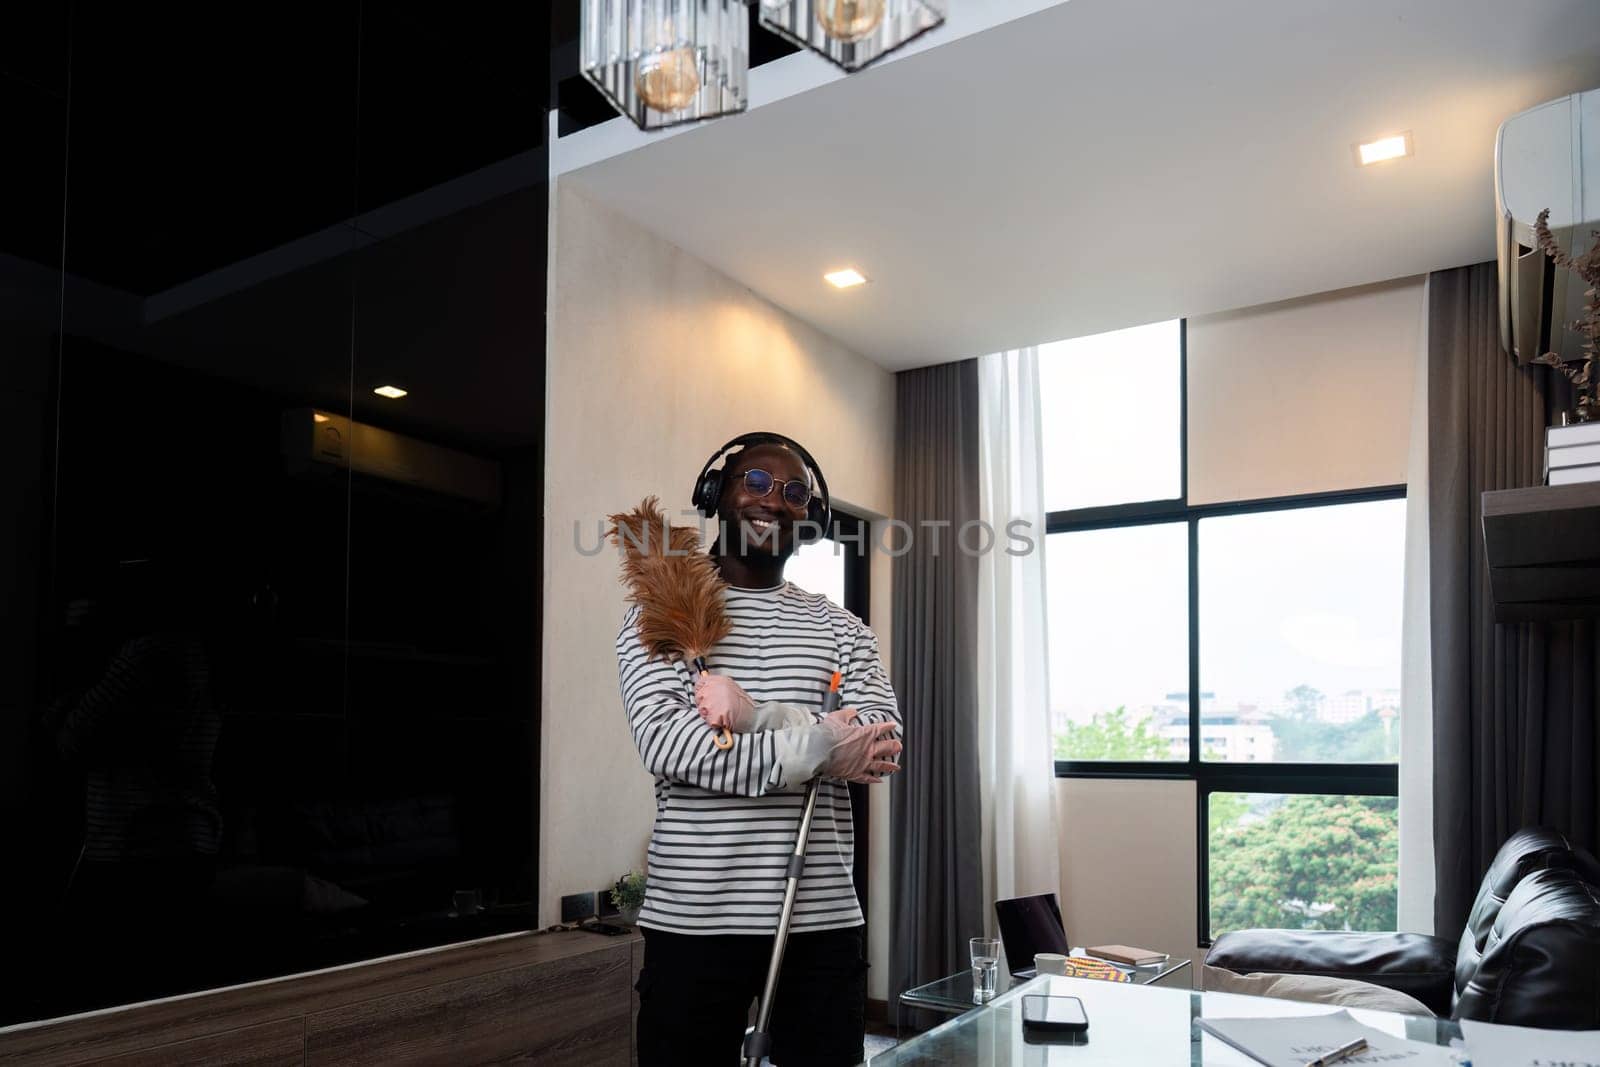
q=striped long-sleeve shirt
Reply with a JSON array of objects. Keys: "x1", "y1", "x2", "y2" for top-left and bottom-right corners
[{"x1": 617, "y1": 580, "x2": 901, "y2": 935}]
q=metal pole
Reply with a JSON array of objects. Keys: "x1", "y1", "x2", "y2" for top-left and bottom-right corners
[{"x1": 742, "y1": 681, "x2": 841, "y2": 1067}]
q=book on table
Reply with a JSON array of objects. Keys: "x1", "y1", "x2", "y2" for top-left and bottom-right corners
[
  {"x1": 1198, "y1": 1010, "x2": 1457, "y2": 1067},
  {"x1": 1085, "y1": 944, "x2": 1168, "y2": 967}
]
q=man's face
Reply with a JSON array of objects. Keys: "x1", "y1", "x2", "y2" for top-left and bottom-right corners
[{"x1": 717, "y1": 444, "x2": 811, "y2": 559}]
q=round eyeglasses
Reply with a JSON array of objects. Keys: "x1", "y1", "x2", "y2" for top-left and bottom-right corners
[{"x1": 739, "y1": 468, "x2": 812, "y2": 509}]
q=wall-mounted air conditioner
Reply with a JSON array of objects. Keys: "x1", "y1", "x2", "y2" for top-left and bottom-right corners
[
  {"x1": 281, "y1": 408, "x2": 502, "y2": 508},
  {"x1": 1495, "y1": 87, "x2": 1598, "y2": 365}
]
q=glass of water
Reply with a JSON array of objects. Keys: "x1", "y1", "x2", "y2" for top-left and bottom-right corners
[{"x1": 969, "y1": 937, "x2": 1001, "y2": 1003}]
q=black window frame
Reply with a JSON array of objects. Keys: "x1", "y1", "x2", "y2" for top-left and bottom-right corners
[{"x1": 1045, "y1": 319, "x2": 1404, "y2": 946}]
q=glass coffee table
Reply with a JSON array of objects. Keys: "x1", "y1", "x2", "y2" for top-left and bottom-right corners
[
  {"x1": 877, "y1": 973, "x2": 1461, "y2": 1064},
  {"x1": 898, "y1": 951, "x2": 1191, "y2": 1035}
]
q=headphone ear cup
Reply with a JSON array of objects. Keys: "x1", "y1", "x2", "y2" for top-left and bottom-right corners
[
  {"x1": 696, "y1": 468, "x2": 724, "y2": 519},
  {"x1": 803, "y1": 499, "x2": 827, "y2": 543}
]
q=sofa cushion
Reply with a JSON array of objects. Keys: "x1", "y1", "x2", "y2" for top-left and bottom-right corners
[
  {"x1": 1454, "y1": 827, "x2": 1589, "y2": 998},
  {"x1": 1453, "y1": 867, "x2": 1600, "y2": 1028},
  {"x1": 1202, "y1": 965, "x2": 1433, "y2": 1017},
  {"x1": 1206, "y1": 930, "x2": 1457, "y2": 1017}
]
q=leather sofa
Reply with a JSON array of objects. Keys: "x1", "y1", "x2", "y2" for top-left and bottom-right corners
[{"x1": 1205, "y1": 828, "x2": 1600, "y2": 1028}]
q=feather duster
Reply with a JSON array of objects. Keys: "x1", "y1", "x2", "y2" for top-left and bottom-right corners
[{"x1": 607, "y1": 497, "x2": 733, "y2": 748}]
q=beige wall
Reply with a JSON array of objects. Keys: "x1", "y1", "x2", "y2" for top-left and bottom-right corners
[
  {"x1": 1186, "y1": 277, "x2": 1424, "y2": 505},
  {"x1": 542, "y1": 182, "x2": 898, "y2": 996},
  {"x1": 1055, "y1": 778, "x2": 1201, "y2": 986}
]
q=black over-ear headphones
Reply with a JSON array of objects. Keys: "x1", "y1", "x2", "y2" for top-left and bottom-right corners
[{"x1": 691, "y1": 432, "x2": 832, "y2": 544}]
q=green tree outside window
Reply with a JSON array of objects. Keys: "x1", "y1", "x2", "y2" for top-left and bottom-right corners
[
  {"x1": 1209, "y1": 794, "x2": 1398, "y2": 935},
  {"x1": 1054, "y1": 706, "x2": 1172, "y2": 761}
]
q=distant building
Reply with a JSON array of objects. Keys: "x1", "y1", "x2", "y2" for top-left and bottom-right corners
[
  {"x1": 1321, "y1": 690, "x2": 1370, "y2": 724},
  {"x1": 1155, "y1": 707, "x2": 1276, "y2": 761},
  {"x1": 1375, "y1": 704, "x2": 1399, "y2": 739}
]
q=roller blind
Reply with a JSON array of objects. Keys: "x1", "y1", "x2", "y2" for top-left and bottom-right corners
[{"x1": 1186, "y1": 277, "x2": 1423, "y2": 505}]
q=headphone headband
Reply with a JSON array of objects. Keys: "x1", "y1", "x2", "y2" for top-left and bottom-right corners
[{"x1": 692, "y1": 432, "x2": 832, "y2": 539}]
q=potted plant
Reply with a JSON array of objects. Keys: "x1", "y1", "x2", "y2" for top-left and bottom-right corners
[{"x1": 610, "y1": 870, "x2": 646, "y2": 926}]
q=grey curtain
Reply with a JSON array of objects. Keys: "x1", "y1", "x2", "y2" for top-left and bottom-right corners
[
  {"x1": 889, "y1": 359, "x2": 984, "y2": 1013},
  {"x1": 1428, "y1": 261, "x2": 1600, "y2": 937}
]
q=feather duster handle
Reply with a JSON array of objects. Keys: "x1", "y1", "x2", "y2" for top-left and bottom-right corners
[{"x1": 607, "y1": 498, "x2": 734, "y2": 750}]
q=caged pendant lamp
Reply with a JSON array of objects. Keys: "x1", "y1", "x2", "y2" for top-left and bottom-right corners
[
  {"x1": 757, "y1": 0, "x2": 946, "y2": 71},
  {"x1": 581, "y1": 0, "x2": 750, "y2": 130}
]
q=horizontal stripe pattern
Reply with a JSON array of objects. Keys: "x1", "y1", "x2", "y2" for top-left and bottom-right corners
[
  {"x1": 55, "y1": 633, "x2": 223, "y2": 860},
  {"x1": 617, "y1": 581, "x2": 900, "y2": 935}
]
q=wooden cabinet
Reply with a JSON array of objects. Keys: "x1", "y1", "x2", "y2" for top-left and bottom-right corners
[
  {"x1": 0, "y1": 930, "x2": 641, "y2": 1066},
  {"x1": 1482, "y1": 482, "x2": 1600, "y2": 621}
]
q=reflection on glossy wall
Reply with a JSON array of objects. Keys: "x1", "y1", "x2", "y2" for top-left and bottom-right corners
[{"x1": 1, "y1": 4, "x2": 548, "y2": 1023}]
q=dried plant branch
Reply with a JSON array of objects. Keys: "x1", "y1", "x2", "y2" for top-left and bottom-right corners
[{"x1": 1532, "y1": 209, "x2": 1600, "y2": 421}]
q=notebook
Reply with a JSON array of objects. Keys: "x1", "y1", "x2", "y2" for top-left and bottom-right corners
[
  {"x1": 1198, "y1": 1011, "x2": 1457, "y2": 1067},
  {"x1": 994, "y1": 894, "x2": 1071, "y2": 978},
  {"x1": 1086, "y1": 944, "x2": 1168, "y2": 967}
]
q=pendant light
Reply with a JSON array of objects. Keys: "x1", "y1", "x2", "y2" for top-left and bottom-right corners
[
  {"x1": 581, "y1": 0, "x2": 750, "y2": 130},
  {"x1": 757, "y1": 0, "x2": 946, "y2": 71}
]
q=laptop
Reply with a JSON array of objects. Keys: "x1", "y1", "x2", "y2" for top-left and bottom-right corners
[{"x1": 994, "y1": 893, "x2": 1072, "y2": 978}]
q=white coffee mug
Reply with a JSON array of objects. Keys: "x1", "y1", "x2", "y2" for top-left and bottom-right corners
[{"x1": 1034, "y1": 953, "x2": 1069, "y2": 976}]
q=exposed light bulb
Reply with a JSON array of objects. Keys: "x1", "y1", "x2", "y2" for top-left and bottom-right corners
[
  {"x1": 635, "y1": 47, "x2": 700, "y2": 112},
  {"x1": 815, "y1": 0, "x2": 885, "y2": 43}
]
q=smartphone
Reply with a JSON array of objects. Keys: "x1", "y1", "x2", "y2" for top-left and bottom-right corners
[{"x1": 1021, "y1": 994, "x2": 1088, "y2": 1033}]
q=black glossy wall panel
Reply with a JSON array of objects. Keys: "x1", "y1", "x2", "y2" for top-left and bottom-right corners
[{"x1": 1, "y1": 3, "x2": 548, "y2": 1024}]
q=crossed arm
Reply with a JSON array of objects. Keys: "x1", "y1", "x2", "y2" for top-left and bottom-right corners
[{"x1": 616, "y1": 609, "x2": 901, "y2": 798}]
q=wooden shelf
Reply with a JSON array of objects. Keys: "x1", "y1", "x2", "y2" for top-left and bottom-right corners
[{"x1": 1482, "y1": 481, "x2": 1600, "y2": 622}]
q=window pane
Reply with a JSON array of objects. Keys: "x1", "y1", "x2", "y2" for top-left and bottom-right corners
[
  {"x1": 1209, "y1": 793, "x2": 1398, "y2": 937},
  {"x1": 1040, "y1": 320, "x2": 1182, "y2": 511},
  {"x1": 787, "y1": 536, "x2": 846, "y2": 609},
  {"x1": 1198, "y1": 499, "x2": 1404, "y2": 763},
  {"x1": 1047, "y1": 523, "x2": 1188, "y2": 761}
]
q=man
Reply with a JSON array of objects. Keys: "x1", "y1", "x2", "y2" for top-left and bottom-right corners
[{"x1": 617, "y1": 435, "x2": 903, "y2": 1066}]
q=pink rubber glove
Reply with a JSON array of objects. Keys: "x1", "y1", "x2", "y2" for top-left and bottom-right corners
[
  {"x1": 816, "y1": 710, "x2": 902, "y2": 783},
  {"x1": 695, "y1": 675, "x2": 816, "y2": 733},
  {"x1": 770, "y1": 709, "x2": 903, "y2": 788},
  {"x1": 695, "y1": 674, "x2": 755, "y2": 732}
]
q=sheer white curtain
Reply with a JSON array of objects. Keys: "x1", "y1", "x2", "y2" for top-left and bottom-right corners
[
  {"x1": 1398, "y1": 276, "x2": 1436, "y2": 934},
  {"x1": 977, "y1": 347, "x2": 1062, "y2": 928}
]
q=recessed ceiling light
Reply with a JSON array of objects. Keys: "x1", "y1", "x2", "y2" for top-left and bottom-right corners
[
  {"x1": 1355, "y1": 132, "x2": 1413, "y2": 166},
  {"x1": 824, "y1": 268, "x2": 868, "y2": 289},
  {"x1": 373, "y1": 385, "x2": 408, "y2": 399}
]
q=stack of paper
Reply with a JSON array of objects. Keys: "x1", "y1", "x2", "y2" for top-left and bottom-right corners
[
  {"x1": 1461, "y1": 1019, "x2": 1600, "y2": 1067},
  {"x1": 1197, "y1": 1010, "x2": 1457, "y2": 1067}
]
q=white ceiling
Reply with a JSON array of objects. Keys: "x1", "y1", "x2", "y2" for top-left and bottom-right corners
[{"x1": 562, "y1": 0, "x2": 1600, "y2": 370}]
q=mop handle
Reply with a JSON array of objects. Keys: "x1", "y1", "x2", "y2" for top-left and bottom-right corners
[
  {"x1": 692, "y1": 656, "x2": 735, "y2": 750},
  {"x1": 743, "y1": 671, "x2": 842, "y2": 1067}
]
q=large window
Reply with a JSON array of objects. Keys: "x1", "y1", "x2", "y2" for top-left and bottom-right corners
[
  {"x1": 1199, "y1": 501, "x2": 1405, "y2": 765},
  {"x1": 1044, "y1": 321, "x2": 1402, "y2": 942},
  {"x1": 1048, "y1": 522, "x2": 1189, "y2": 761},
  {"x1": 1040, "y1": 320, "x2": 1183, "y2": 511}
]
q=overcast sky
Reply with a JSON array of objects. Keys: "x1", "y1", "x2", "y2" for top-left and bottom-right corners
[{"x1": 1038, "y1": 321, "x2": 1405, "y2": 719}]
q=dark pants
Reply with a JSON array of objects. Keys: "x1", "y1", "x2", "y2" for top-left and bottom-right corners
[{"x1": 636, "y1": 925, "x2": 868, "y2": 1067}]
